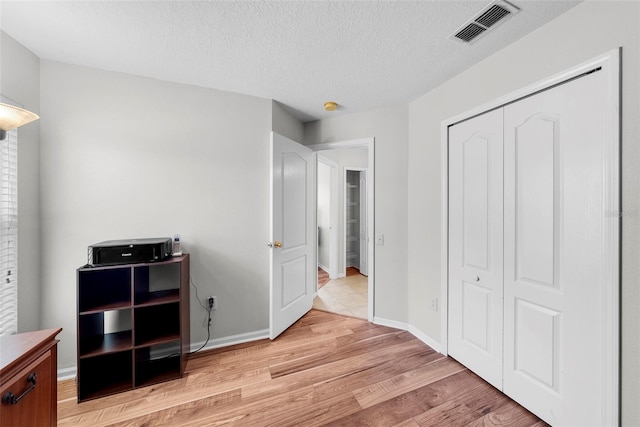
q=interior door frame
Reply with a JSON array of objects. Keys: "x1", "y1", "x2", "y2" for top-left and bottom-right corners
[
  {"x1": 440, "y1": 49, "x2": 620, "y2": 424},
  {"x1": 344, "y1": 167, "x2": 367, "y2": 277},
  {"x1": 311, "y1": 138, "x2": 375, "y2": 322},
  {"x1": 317, "y1": 155, "x2": 339, "y2": 279}
]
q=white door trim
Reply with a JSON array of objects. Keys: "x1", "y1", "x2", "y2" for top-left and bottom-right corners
[
  {"x1": 440, "y1": 49, "x2": 620, "y2": 425},
  {"x1": 317, "y1": 155, "x2": 339, "y2": 280},
  {"x1": 344, "y1": 167, "x2": 367, "y2": 277},
  {"x1": 311, "y1": 138, "x2": 375, "y2": 322}
]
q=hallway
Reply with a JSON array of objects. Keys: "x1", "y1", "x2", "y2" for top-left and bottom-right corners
[{"x1": 313, "y1": 269, "x2": 368, "y2": 319}]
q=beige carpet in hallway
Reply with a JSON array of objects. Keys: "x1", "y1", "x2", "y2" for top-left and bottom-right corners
[{"x1": 313, "y1": 273, "x2": 368, "y2": 319}]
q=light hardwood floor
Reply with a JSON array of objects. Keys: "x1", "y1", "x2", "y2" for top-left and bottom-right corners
[{"x1": 57, "y1": 310, "x2": 547, "y2": 426}]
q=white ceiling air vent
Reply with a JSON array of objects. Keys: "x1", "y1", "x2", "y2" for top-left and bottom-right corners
[{"x1": 450, "y1": 1, "x2": 520, "y2": 45}]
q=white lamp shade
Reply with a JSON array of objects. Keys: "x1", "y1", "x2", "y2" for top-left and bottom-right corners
[{"x1": 0, "y1": 102, "x2": 39, "y2": 132}]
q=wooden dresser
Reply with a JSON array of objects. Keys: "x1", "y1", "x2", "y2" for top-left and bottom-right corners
[{"x1": 0, "y1": 328, "x2": 62, "y2": 427}]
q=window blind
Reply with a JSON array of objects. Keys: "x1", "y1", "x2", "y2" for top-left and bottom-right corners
[{"x1": 0, "y1": 128, "x2": 18, "y2": 336}]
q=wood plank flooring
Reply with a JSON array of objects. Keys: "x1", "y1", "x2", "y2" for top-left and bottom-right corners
[
  {"x1": 57, "y1": 310, "x2": 547, "y2": 426},
  {"x1": 318, "y1": 267, "x2": 330, "y2": 288},
  {"x1": 318, "y1": 266, "x2": 360, "y2": 289}
]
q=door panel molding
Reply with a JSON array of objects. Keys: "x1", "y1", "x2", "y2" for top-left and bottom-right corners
[
  {"x1": 513, "y1": 298, "x2": 561, "y2": 391},
  {"x1": 513, "y1": 114, "x2": 558, "y2": 288},
  {"x1": 462, "y1": 134, "x2": 490, "y2": 271}
]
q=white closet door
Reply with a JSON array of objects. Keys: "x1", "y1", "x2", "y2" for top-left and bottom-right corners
[
  {"x1": 503, "y1": 70, "x2": 607, "y2": 426},
  {"x1": 448, "y1": 108, "x2": 504, "y2": 389}
]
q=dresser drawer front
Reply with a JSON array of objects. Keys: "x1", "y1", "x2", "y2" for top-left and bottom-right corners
[{"x1": 0, "y1": 350, "x2": 53, "y2": 427}]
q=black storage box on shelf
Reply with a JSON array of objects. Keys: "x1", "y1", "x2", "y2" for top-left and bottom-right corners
[{"x1": 88, "y1": 238, "x2": 172, "y2": 266}]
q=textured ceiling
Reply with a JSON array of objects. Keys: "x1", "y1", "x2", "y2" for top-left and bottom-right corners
[{"x1": 0, "y1": 1, "x2": 580, "y2": 122}]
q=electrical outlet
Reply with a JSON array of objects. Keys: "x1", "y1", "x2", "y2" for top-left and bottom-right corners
[
  {"x1": 207, "y1": 296, "x2": 217, "y2": 310},
  {"x1": 430, "y1": 298, "x2": 438, "y2": 312}
]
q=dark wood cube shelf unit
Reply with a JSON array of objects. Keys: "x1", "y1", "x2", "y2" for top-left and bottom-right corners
[{"x1": 76, "y1": 254, "x2": 190, "y2": 402}]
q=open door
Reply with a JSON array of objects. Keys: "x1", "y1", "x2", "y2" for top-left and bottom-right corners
[{"x1": 269, "y1": 132, "x2": 315, "y2": 339}]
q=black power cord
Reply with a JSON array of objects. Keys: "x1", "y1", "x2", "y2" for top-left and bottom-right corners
[
  {"x1": 190, "y1": 277, "x2": 213, "y2": 355},
  {"x1": 144, "y1": 276, "x2": 213, "y2": 361}
]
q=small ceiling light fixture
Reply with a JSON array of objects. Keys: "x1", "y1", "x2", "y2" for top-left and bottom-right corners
[
  {"x1": 0, "y1": 102, "x2": 40, "y2": 141},
  {"x1": 324, "y1": 101, "x2": 338, "y2": 112}
]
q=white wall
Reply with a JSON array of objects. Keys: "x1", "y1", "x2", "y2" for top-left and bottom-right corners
[
  {"x1": 406, "y1": 1, "x2": 640, "y2": 424},
  {"x1": 305, "y1": 105, "x2": 409, "y2": 323},
  {"x1": 39, "y1": 60, "x2": 273, "y2": 369},
  {"x1": 272, "y1": 101, "x2": 304, "y2": 143},
  {"x1": 0, "y1": 32, "x2": 41, "y2": 333}
]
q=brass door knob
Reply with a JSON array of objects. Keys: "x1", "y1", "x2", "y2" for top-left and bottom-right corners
[{"x1": 267, "y1": 241, "x2": 283, "y2": 248}]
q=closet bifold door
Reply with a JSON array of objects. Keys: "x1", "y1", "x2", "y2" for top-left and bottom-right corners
[
  {"x1": 447, "y1": 108, "x2": 504, "y2": 390},
  {"x1": 502, "y1": 68, "x2": 607, "y2": 426}
]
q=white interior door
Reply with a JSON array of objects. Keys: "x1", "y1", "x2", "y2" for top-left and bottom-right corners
[
  {"x1": 502, "y1": 69, "x2": 608, "y2": 426},
  {"x1": 269, "y1": 132, "x2": 315, "y2": 339},
  {"x1": 447, "y1": 108, "x2": 504, "y2": 390},
  {"x1": 359, "y1": 171, "x2": 368, "y2": 276}
]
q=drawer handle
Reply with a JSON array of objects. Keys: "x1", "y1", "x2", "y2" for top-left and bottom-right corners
[{"x1": 2, "y1": 373, "x2": 36, "y2": 405}]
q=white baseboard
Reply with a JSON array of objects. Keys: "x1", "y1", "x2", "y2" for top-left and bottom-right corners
[
  {"x1": 408, "y1": 325, "x2": 442, "y2": 354},
  {"x1": 58, "y1": 366, "x2": 76, "y2": 381},
  {"x1": 374, "y1": 317, "x2": 442, "y2": 354},
  {"x1": 373, "y1": 316, "x2": 409, "y2": 331},
  {"x1": 189, "y1": 329, "x2": 270, "y2": 354},
  {"x1": 58, "y1": 329, "x2": 270, "y2": 381}
]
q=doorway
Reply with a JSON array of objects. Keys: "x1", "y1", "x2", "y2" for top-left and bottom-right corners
[
  {"x1": 345, "y1": 168, "x2": 367, "y2": 276},
  {"x1": 311, "y1": 139, "x2": 374, "y2": 321}
]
